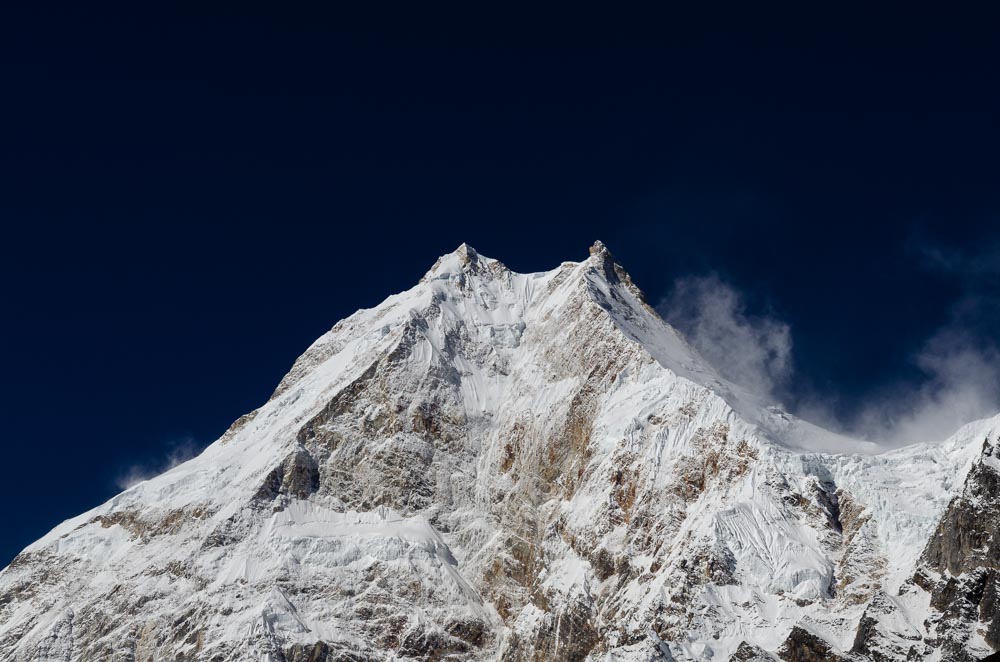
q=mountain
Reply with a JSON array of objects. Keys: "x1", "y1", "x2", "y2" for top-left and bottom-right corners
[{"x1": 2, "y1": 242, "x2": 998, "y2": 661}]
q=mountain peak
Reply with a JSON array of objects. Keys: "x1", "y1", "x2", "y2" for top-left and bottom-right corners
[
  {"x1": 588, "y1": 239, "x2": 611, "y2": 258},
  {"x1": 4, "y1": 242, "x2": 997, "y2": 661},
  {"x1": 587, "y1": 240, "x2": 620, "y2": 271},
  {"x1": 420, "y1": 242, "x2": 495, "y2": 282},
  {"x1": 453, "y1": 242, "x2": 479, "y2": 264},
  {"x1": 583, "y1": 239, "x2": 649, "y2": 307}
]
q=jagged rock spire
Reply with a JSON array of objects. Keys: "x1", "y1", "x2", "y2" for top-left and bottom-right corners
[{"x1": 588, "y1": 239, "x2": 611, "y2": 258}]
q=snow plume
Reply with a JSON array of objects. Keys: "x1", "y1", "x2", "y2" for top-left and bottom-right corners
[
  {"x1": 659, "y1": 263, "x2": 1000, "y2": 446},
  {"x1": 115, "y1": 436, "x2": 202, "y2": 490},
  {"x1": 657, "y1": 274, "x2": 793, "y2": 405},
  {"x1": 859, "y1": 239, "x2": 1000, "y2": 444},
  {"x1": 853, "y1": 326, "x2": 1000, "y2": 445}
]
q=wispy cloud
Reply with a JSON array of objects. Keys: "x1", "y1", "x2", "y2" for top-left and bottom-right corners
[
  {"x1": 115, "y1": 436, "x2": 202, "y2": 490},
  {"x1": 658, "y1": 274, "x2": 793, "y2": 405},
  {"x1": 851, "y1": 325, "x2": 1000, "y2": 444},
  {"x1": 860, "y1": 236, "x2": 1000, "y2": 442},
  {"x1": 658, "y1": 254, "x2": 1000, "y2": 446},
  {"x1": 914, "y1": 239, "x2": 1000, "y2": 277}
]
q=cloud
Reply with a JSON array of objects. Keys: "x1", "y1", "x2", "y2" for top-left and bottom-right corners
[
  {"x1": 850, "y1": 309, "x2": 1000, "y2": 445},
  {"x1": 115, "y1": 436, "x2": 202, "y2": 490},
  {"x1": 658, "y1": 268, "x2": 1000, "y2": 446},
  {"x1": 657, "y1": 274, "x2": 793, "y2": 405},
  {"x1": 857, "y1": 237, "x2": 1000, "y2": 443},
  {"x1": 914, "y1": 239, "x2": 1000, "y2": 276}
]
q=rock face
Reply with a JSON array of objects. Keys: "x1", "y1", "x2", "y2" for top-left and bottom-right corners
[
  {"x1": 1, "y1": 242, "x2": 999, "y2": 661},
  {"x1": 905, "y1": 437, "x2": 1000, "y2": 660},
  {"x1": 731, "y1": 641, "x2": 776, "y2": 661},
  {"x1": 777, "y1": 626, "x2": 847, "y2": 662},
  {"x1": 849, "y1": 590, "x2": 922, "y2": 661}
]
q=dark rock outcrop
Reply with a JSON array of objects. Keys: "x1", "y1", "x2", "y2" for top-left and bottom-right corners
[
  {"x1": 851, "y1": 591, "x2": 921, "y2": 662},
  {"x1": 914, "y1": 437, "x2": 1000, "y2": 658},
  {"x1": 777, "y1": 626, "x2": 846, "y2": 662},
  {"x1": 254, "y1": 449, "x2": 320, "y2": 502},
  {"x1": 922, "y1": 438, "x2": 1000, "y2": 578},
  {"x1": 731, "y1": 641, "x2": 775, "y2": 661}
]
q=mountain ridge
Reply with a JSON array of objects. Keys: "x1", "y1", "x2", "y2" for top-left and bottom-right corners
[{"x1": 1, "y1": 242, "x2": 998, "y2": 661}]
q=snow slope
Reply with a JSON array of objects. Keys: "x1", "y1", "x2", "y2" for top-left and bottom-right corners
[{"x1": 1, "y1": 241, "x2": 997, "y2": 662}]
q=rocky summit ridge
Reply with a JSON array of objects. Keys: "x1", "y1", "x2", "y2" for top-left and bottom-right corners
[{"x1": 2, "y1": 242, "x2": 999, "y2": 661}]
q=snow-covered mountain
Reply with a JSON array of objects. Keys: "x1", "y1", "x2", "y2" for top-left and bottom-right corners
[{"x1": 2, "y1": 242, "x2": 999, "y2": 661}]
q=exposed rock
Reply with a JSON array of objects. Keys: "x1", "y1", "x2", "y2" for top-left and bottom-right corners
[
  {"x1": 922, "y1": 438, "x2": 1000, "y2": 578},
  {"x1": 851, "y1": 591, "x2": 922, "y2": 662},
  {"x1": 731, "y1": 641, "x2": 776, "y2": 661},
  {"x1": 254, "y1": 448, "x2": 321, "y2": 502},
  {"x1": 914, "y1": 437, "x2": 1000, "y2": 658},
  {"x1": 777, "y1": 626, "x2": 846, "y2": 662}
]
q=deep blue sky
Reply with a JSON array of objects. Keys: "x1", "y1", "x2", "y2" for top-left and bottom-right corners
[{"x1": 3, "y1": 6, "x2": 1000, "y2": 566}]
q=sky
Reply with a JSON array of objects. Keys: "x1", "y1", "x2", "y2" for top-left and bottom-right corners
[{"x1": 2, "y1": 5, "x2": 1000, "y2": 566}]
